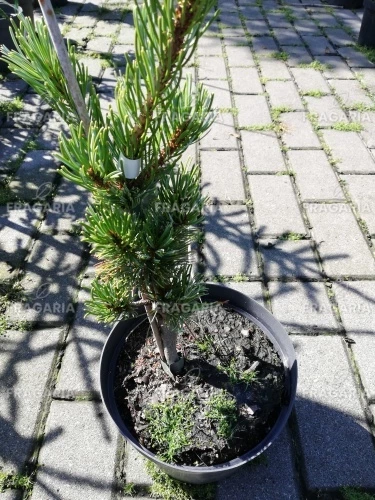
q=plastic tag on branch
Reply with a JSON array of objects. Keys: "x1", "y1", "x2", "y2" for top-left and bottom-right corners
[{"x1": 117, "y1": 153, "x2": 141, "y2": 179}]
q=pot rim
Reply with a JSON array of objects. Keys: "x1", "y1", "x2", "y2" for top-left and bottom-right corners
[{"x1": 99, "y1": 283, "x2": 297, "y2": 479}]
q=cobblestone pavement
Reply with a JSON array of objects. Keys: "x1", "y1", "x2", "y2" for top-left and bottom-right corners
[{"x1": 1, "y1": 0, "x2": 375, "y2": 498}]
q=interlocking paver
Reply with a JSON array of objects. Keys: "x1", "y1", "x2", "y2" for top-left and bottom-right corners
[
  {"x1": 225, "y1": 43, "x2": 255, "y2": 67},
  {"x1": 236, "y1": 94, "x2": 272, "y2": 127},
  {"x1": 217, "y1": 429, "x2": 299, "y2": 500},
  {"x1": 305, "y1": 203, "x2": 375, "y2": 277},
  {"x1": 260, "y1": 239, "x2": 321, "y2": 279},
  {"x1": 292, "y1": 335, "x2": 375, "y2": 489},
  {"x1": 281, "y1": 112, "x2": 321, "y2": 148},
  {"x1": 6, "y1": 233, "x2": 83, "y2": 325},
  {"x1": 0, "y1": 129, "x2": 35, "y2": 172},
  {"x1": 258, "y1": 58, "x2": 291, "y2": 80},
  {"x1": 238, "y1": 5, "x2": 264, "y2": 19},
  {"x1": 324, "y1": 28, "x2": 355, "y2": 47},
  {"x1": 302, "y1": 35, "x2": 335, "y2": 56},
  {"x1": 230, "y1": 67, "x2": 263, "y2": 94},
  {"x1": 272, "y1": 28, "x2": 303, "y2": 46},
  {"x1": 0, "y1": 328, "x2": 61, "y2": 473},
  {"x1": 342, "y1": 175, "x2": 375, "y2": 236},
  {"x1": 310, "y1": 10, "x2": 340, "y2": 27},
  {"x1": 249, "y1": 175, "x2": 306, "y2": 237},
  {"x1": 244, "y1": 19, "x2": 270, "y2": 36},
  {"x1": 31, "y1": 401, "x2": 118, "y2": 500},
  {"x1": 198, "y1": 56, "x2": 227, "y2": 80},
  {"x1": 349, "y1": 111, "x2": 375, "y2": 149},
  {"x1": 305, "y1": 95, "x2": 348, "y2": 127},
  {"x1": 197, "y1": 36, "x2": 223, "y2": 57},
  {"x1": 328, "y1": 79, "x2": 374, "y2": 108},
  {"x1": 322, "y1": 130, "x2": 375, "y2": 173},
  {"x1": 203, "y1": 205, "x2": 258, "y2": 276},
  {"x1": 281, "y1": 45, "x2": 313, "y2": 66},
  {"x1": 333, "y1": 281, "x2": 375, "y2": 400},
  {"x1": 294, "y1": 19, "x2": 321, "y2": 35},
  {"x1": 206, "y1": 80, "x2": 232, "y2": 110},
  {"x1": 201, "y1": 150, "x2": 245, "y2": 202},
  {"x1": 9, "y1": 151, "x2": 60, "y2": 201},
  {"x1": 222, "y1": 281, "x2": 264, "y2": 304},
  {"x1": 200, "y1": 113, "x2": 238, "y2": 149},
  {"x1": 357, "y1": 68, "x2": 375, "y2": 94},
  {"x1": 338, "y1": 47, "x2": 375, "y2": 69},
  {"x1": 269, "y1": 281, "x2": 338, "y2": 332},
  {"x1": 288, "y1": 149, "x2": 344, "y2": 201},
  {"x1": 290, "y1": 67, "x2": 330, "y2": 93},
  {"x1": 252, "y1": 36, "x2": 278, "y2": 57},
  {"x1": 266, "y1": 80, "x2": 304, "y2": 109},
  {"x1": 241, "y1": 130, "x2": 286, "y2": 172},
  {"x1": 54, "y1": 279, "x2": 111, "y2": 397},
  {"x1": 316, "y1": 55, "x2": 355, "y2": 79}
]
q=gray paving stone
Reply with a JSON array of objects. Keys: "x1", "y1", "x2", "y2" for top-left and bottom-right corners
[
  {"x1": 217, "y1": 429, "x2": 299, "y2": 500},
  {"x1": 241, "y1": 130, "x2": 285, "y2": 173},
  {"x1": 198, "y1": 56, "x2": 227, "y2": 80},
  {"x1": 244, "y1": 19, "x2": 270, "y2": 36},
  {"x1": 290, "y1": 67, "x2": 330, "y2": 93},
  {"x1": 41, "y1": 179, "x2": 89, "y2": 234},
  {"x1": 220, "y1": 11, "x2": 241, "y2": 25},
  {"x1": 333, "y1": 281, "x2": 375, "y2": 400},
  {"x1": 200, "y1": 113, "x2": 238, "y2": 149},
  {"x1": 99, "y1": 67, "x2": 120, "y2": 93},
  {"x1": 316, "y1": 55, "x2": 354, "y2": 79},
  {"x1": 2, "y1": 94, "x2": 50, "y2": 129},
  {"x1": 334, "y1": 9, "x2": 362, "y2": 32},
  {"x1": 9, "y1": 151, "x2": 59, "y2": 201},
  {"x1": 31, "y1": 401, "x2": 118, "y2": 500},
  {"x1": 266, "y1": 10, "x2": 292, "y2": 28},
  {"x1": 349, "y1": 111, "x2": 375, "y2": 148},
  {"x1": 0, "y1": 328, "x2": 61, "y2": 473},
  {"x1": 0, "y1": 490, "x2": 20, "y2": 500},
  {"x1": 305, "y1": 95, "x2": 348, "y2": 127},
  {"x1": 311, "y1": 10, "x2": 341, "y2": 27},
  {"x1": 338, "y1": 47, "x2": 375, "y2": 69},
  {"x1": 73, "y1": 14, "x2": 98, "y2": 28},
  {"x1": 222, "y1": 24, "x2": 246, "y2": 38},
  {"x1": 305, "y1": 203, "x2": 375, "y2": 277},
  {"x1": 197, "y1": 36, "x2": 223, "y2": 56},
  {"x1": 205, "y1": 80, "x2": 232, "y2": 110},
  {"x1": 35, "y1": 118, "x2": 69, "y2": 150},
  {"x1": 292, "y1": 335, "x2": 375, "y2": 489},
  {"x1": 117, "y1": 25, "x2": 136, "y2": 45},
  {"x1": 6, "y1": 233, "x2": 83, "y2": 325},
  {"x1": 357, "y1": 68, "x2": 375, "y2": 94},
  {"x1": 281, "y1": 45, "x2": 313, "y2": 66},
  {"x1": 302, "y1": 35, "x2": 335, "y2": 56},
  {"x1": 294, "y1": 18, "x2": 321, "y2": 36},
  {"x1": 0, "y1": 79, "x2": 28, "y2": 100},
  {"x1": 86, "y1": 36, "x2": 112, "y2": 54},
  {"x1": 54, "y1": 279, "x2": 111, "y2": 397},
  {"x1": 342, "y1": 175, "x2": 375, "y2": 236},
  {"x1": 266, "y1": 80, "x2": 304, "y2": 109},
  {"x1": 238, "y1": 5, "x2": 264, "y2": 19},
  {"x1": 328, "y1": 79, "x2": 374, "y2": 108},
  {"x1": 225, "y1": 43, "x2": 255, "y2": 67},
  {"x1": 222, "y1": 281, "x2": 264, "y2": 304},
  {"x1": 0, "y1": 205, "x2": 42, "y2": 271},
  {"x1": 201, "y1": 150, "x2": 245, "y2": 202},
  {"x1": 230, "y1": 67, "x2": 263, "y2": 94},
  {"x1": 322, "y1": 130, "x2": 375, "y2": 173},
  {"x1": 272, "y1": 28, "x2": 303, "y2": 46},
  {"x1": 0, "y1": 129, "x2": 35, "y2": 171},
  {"x1": 288, "y1": 149, "x2": 344, "y2": 201},
  {"x1": 252, "y1": 36, "x2": 278, "y2": 57},
  {"x1": 324, "y1": 27, "x2": 355, "y2": 47},
  {"x1": 78, "y1": 57, "x2": 103, "y2": 79},
  {"x1": 64, "y1": 27, "x2": 92, "y2": 46},
  {"x1": 203, "y1": 205, "x2": 259, "y2": 277},
  {"x1": 125, "y1": 444, "x2": 152, "y2": 486},
  {"x1": 269, "y1": 281, "x2": 338, "y2": 332},
  {"x1": 258, "y1": 58, "x2": 291, "y2": 80},
  {"x1": 281, "y1": 112, "x2": 321, "y2": 148},
  {"x1": 249, "y1": 175, "x2": 306, "y2": 237},
  {"x1": 93, "y1": 19, "x2": 119, "y2": 37},
  {"x1": 260, "y1": 239, "x2": 321, "y2": 279},
  {"x1": 236, "y1": 95, "x2": 272, "y2": 127}
]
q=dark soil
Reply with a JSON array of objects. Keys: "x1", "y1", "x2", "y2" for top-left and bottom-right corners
[{"x1": 114, "y1": 303, "x2": 286, "y2": 467}]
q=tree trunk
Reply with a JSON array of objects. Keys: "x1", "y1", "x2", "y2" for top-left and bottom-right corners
[{"x1": 159, "y1": 319, "x2": 179, "y2": 367}]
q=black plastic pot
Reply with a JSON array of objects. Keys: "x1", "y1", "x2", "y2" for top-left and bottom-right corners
[
  {"x1": 329, "y1": 0, "x2": 363, "y2": 8},
  {"x1": 99, "y1": 283, "x2": 298, "y2": 484},
  {"x1": 0, "y1": 0, "x2": 33, "y2": 73},
  {"x1": 358, "y1": 0, "x2": 375, "y2": 48}
]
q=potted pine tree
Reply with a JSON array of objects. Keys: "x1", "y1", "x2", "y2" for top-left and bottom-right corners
[{"x1": 1, "y1": 0, "x2": 297, "y2": 484}]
